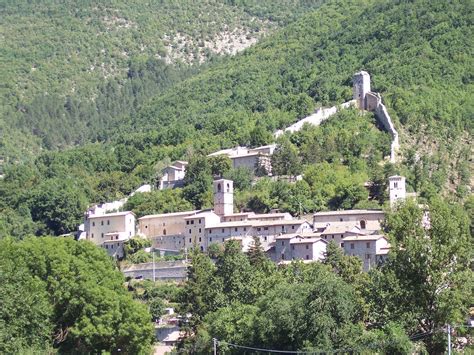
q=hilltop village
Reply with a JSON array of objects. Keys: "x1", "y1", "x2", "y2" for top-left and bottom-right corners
[{"x1": 80, "y1": 72, "x2": 409, "y2": 271}]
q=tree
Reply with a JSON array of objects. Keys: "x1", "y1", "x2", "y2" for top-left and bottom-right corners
[
  {"x1": 29, "y1": 178, "x2": 88, "y2": 235},
  {"x1": 124, "y1": 236, "x2": 151, "y2": 257},
  {"x1": 183, "y1": 155, "x2": 213, "y2": 209},
  {"x1": 178, "y1": 250, "x2": 224, "y2": 332},
  {"x1": 271, "y1": 137, "x2": 302, "y2": 178},
  {"x1": 247, "y1": 236, "x2": 267, "y2": 268},
  {"x1": 208, "y1": 155, "x2": 232, "y2": 178},
  {"x1": 368, "y1": 199, "x2": 473, "y2": 353},
  {"x1": 0, "y1": 237, "x2": 154, "y2": 354},
  {"x1": 215, "y1": 240, "x2": 255, "y2": 305},
  {"x1": 249, "y1": 125, "x2": 272, "y2": 148}
]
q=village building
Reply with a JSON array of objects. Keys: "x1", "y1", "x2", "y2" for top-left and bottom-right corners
[
  {"x1": 208, "y1": 144, "x2": 276, "y2": 174},
  {"x1": 84, "y1": 210, "x2": 136, "y2": 258},
  {"x1": 159, "y1": 160, "x2": 188, "y2": 189},
  {"x1": 273, "y1": 233, "x2": 327, "y2": 263},
  {"x1": 342, "y1": 234, "x2": 390, "y2": 271}
]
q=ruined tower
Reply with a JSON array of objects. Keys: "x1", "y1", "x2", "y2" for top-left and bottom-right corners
[
  {"x1": 353, "y1": 71, "x2": 371, "y2": 110},
  {"x1": 388, "y1": 175, "x2": 406, "y2": 207},
  {"x1": 213, "y1": 179, "x2": 234, "y2": 216}
]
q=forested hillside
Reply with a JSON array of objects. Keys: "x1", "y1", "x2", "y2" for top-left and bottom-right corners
[
  {"x1": 0, "y1": 0, "x2": 472, "y2": 238},
  {"x1": 1, "y1": 0, "x2": 325, "y2": 156}
]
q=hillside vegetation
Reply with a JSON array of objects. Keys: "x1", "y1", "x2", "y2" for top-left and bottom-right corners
[
  {"x1": 0, "y1": 0, "x2": 324, "y2": 156},
  {"x1": 0, "y1": 0, "x2": 472, "y2": 238}
]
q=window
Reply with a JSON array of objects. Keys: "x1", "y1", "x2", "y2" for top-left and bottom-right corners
[
  {"x1": 243, "y1": 227, "x2": 247, "y2": 231},
  {"x1": 200, "y1": 246, "x2": 204, "y2": 251},
  {"x1": 306, "y1": 255, "x2": 309, "y2": 260},
  {"x1": 101, "y1": 221, "x2": 104, "y2": 226},
  {"x1": 107, "y1": 220, "x2": 110, "y2": 225},
  {"x1": 101, "y1": 233, "x2": 104, "y2": 238},
  {"x1": 264, "y1": 227, "x2": 269, "y2": 231},
  {"x1": 145, "y1": 225, "x2": 148, "y2": 229},
  {"x1": 235, "y1": 227, "x2": 238, "y2": 232},
  {"x1": 222, "y1": 228, "x2": 225, "y2": 233},
  {"x1": 366, "y1": 254, "x2": 371, "y2": 260},
  {"x1": 341, "y1": 243, "x2": 344, "y2": 247},
  {"x1": 257, "y1": 227, "x2": 261, "y2": 232},
  {"x1": 92, "y1": 222, "x2": 95, "y2": 227},
  {"x1": 91, "y1": 233, "x2": 94, "y2": 238},
  {"x1": 186, "y1": 221, "x2": 189, "y2": 225},
  {"x1": 351, "y1": 243, "x2": 355, "y2": 250},
  {"x1": 209, "y1": 229, "x2": 212, "y2": 233},
  {"x1": 199, "y1": 219, "x2": 202, "y2": 224},
  {"x1": 332, "y1": 235, "x2": 334, "y2": 239},
  {"x1": 210, "y1": 237, "x2": 212, "y2": 242},
  {"x1": 366, "y1": 242, "x2": 371, "y2": 248},
  {"x1": 199, "y1": 228, "x2": 201, "y2": 233},
  {"x1": 191, "y1": 220, "x2": 194, "y2": 225},
  {"x1": 226, "y1": 183, "x2": 230, "y2": 192},
  {"x1": 222, "y1": 238, "x2": 224, "y2": 242},
  {"x1": 339, "y1": 218, "x2": 343, "y2": 222},
  {"x1": 105, "y1": 245, "x2": 108, "y2": 249},
  {"x1": 163, "y1": 229, "x2": 166, "y2": 235},
  {"x1": 281, "y1": 253, "x2": 285, "y2": 260},
  {"x1": 189, "y1": 238, "x2": 192, "y2": 243},
  {"x1": 305, "y1": 245, "x2": 309, "y2": 250},
  {"x1": 281, "y1": 226, "x2": 284, "y2": 231},
  {"x1": 394, "y1": 182, "x2": 398, "y2": 188},
  {"x1": 291, "y1": 225, "x2": 295, "y2": 230},
  {"x1": 264, "y1": 236, "x2": 267, "y2": 241},
  {"x1": 199, "y1": 237, "x2": 202, "y2": 242},
  {"x1": 360, "y1": 220, "x2": 366, "y2": 229},
  {"x1": 281, "y1": 241, "x2": 284, "y2": 246},
  {"x1": 291, "y1": 245, "x2": 295, "y2": 250},
  {"x1": 116, "y1": 236, "x2": 119, "y2": 240},
  {"x1": 189, "y1": 229, "x2": 191, "y2": 234},
  {"x1": 217, "y1": 183, "x2": 221, "y2": 192}
]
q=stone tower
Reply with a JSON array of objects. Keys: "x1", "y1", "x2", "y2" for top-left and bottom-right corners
[
  {"x1": 353, "y1": 71, "x2": 371, "y2": 110},
  {"x1": 389, "y1": 175, "x2": 406, "y2": 207},
  {"x1": 213, "y1": 179, "x2": 234, "y2": 216}
]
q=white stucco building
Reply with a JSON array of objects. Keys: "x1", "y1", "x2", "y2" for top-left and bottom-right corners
[
  {"x1": 159, "y1": 161, "x2": 188, "y2": 189},
  {"x1": 343, "y1": 234, "x2": 389, "y2": 271},
  {"x1": 208, "y1": 144, "x2": 276, "y2": 174}
]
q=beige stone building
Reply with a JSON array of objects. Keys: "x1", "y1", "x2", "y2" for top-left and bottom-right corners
[
  {"x1": 84, "y1": 211, "x2": 136, "y2": 258},
  {"x1": 208, "y1": 144, "x2": 276, "y2": 174}
]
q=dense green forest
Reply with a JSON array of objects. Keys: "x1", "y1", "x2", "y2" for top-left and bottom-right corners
[{"x1": 1, "y1": 0, "x2": 325, "y2": 156}]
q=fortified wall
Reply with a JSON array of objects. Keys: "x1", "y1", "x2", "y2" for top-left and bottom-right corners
[
  {"x1": 274, "y1": 71, "x2": 399, "y2": 163},
  {"x1": 353, "y1": 71, "x2": 399, "y2": 163}
]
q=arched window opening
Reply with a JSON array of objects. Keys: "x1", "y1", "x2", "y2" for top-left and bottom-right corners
[{"x1": 360, "y1": 220, "x2": 366, "y2": 229}]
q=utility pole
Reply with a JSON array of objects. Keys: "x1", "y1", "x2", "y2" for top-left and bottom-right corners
[
  {"x1": 213, "y1": 338, "x2": 217, "y2": 355},
  {"x1": 152, "y1": 248, "x2": 156, "y2": 283},
  {"x1": 447, "y1": 324, "x2": 452, "y2": 355}
]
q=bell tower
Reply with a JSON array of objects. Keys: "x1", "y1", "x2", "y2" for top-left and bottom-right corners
[
  {"x1": 353, "y1": 71, "x2": 371, "y2": 110},
  {"x1": 213, "y1": 179, "x2": 234, "y2": 216},
  {"x1": 389, "y1": 175, "x2": 406, "y2": 207}
]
